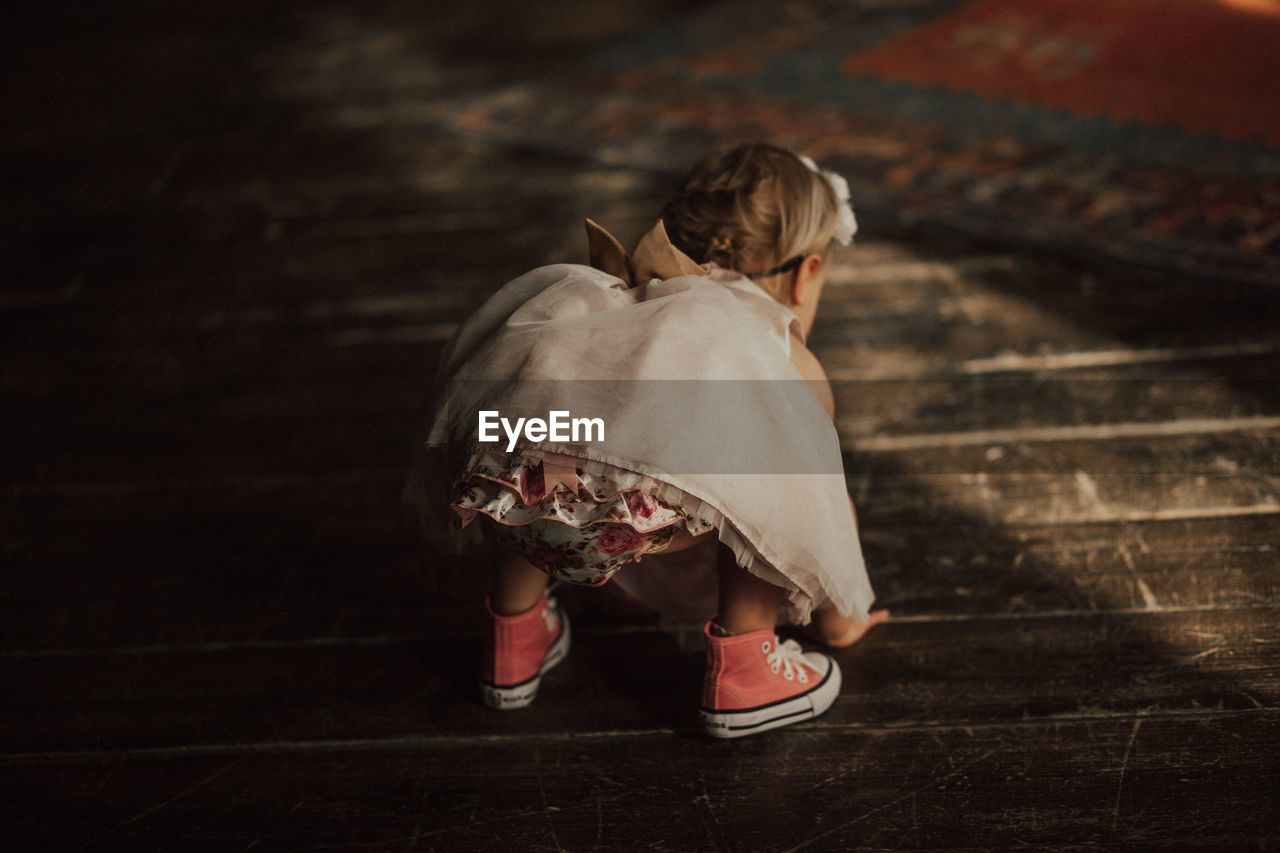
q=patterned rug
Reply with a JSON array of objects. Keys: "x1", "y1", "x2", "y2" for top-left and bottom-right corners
[{"x1": 447, "y1": 0, "x2": 1280, "y2": 285}]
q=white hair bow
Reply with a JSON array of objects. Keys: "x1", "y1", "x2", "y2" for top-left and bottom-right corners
[{"x1": 800, "y1": 155, "x2": 858, "y2": 246}]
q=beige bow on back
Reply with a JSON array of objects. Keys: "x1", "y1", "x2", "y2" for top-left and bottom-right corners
[{"x1": 585, "y1": 219, "x2": 708, "y2": 286}]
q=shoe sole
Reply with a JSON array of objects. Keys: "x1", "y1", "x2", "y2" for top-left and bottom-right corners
[
  {"x1": 479, "y1": 610, "x2": 571, "y2": 710},
  {"x1": 698, "y1": 659, "x2": 842, "y2": 738}
]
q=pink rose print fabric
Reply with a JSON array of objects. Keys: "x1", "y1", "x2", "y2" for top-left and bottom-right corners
[{"x1": 450, "y1": 451, "x2": 713, "y2": 585}]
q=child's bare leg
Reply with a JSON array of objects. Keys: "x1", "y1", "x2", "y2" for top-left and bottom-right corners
[
  {"x1": 715, "y1": 544, "x2": 786, "y2": 635},
  {"x1": 656, "y1": 526, "x2": 713, "y2": 555},
  {"x1": 490, "y1": 544, "x2": 549, "y2": 616}
]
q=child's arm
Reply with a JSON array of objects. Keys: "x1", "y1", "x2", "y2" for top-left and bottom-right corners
[
  {"x1": 790, "y1": 340, "x2": 890, "y2": 645},
  {"x1": 788, "y1": 340, "x2": 835, "y2": 419}
]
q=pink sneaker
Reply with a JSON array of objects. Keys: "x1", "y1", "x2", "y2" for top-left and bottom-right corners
[
  {"x1": 699, "y1": 621, "x2": 842, "y2": 738},
  {"x1": 480, "y1": 595, "x2": 571, "y2": 710}
]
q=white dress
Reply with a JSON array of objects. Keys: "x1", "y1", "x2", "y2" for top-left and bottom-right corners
[{"x1": 408, "y1": 221, "x2": 874, "y2": 625}]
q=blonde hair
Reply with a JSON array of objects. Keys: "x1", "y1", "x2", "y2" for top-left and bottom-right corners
[{"x1": 661, "y1": 144, "x2": 840, "y2": 296}]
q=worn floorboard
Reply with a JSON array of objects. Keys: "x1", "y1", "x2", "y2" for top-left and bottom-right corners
[
  {"x1": 5, "y1": 715, "x2": 1276, "y2": 851},
  {"x1": 3, "y1": 608, "x2": 1276, "y2": 756}
]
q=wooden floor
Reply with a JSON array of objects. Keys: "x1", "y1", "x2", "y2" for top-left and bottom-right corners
[{"x1": 3, "y1": 1, "x2": 1277, "y2": 849}]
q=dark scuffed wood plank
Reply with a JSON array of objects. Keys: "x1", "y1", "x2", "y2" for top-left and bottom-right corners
[
  {"x1": 814, "y1": 235, "x2": 1280, "y2": 370},
  {"x1": 834, "y1": 376, "x2": 1280, "y2": 450},
  {"x1": 847, "y1": 429, "x2": 1280, "y2": 478},
  {"x1": 4, "y1": 609, "x2": 1275, "y2": 753},
  {"x1": 5, "y1": 714, "x2": 1277, "y2": 851},
  {"x1": 3, "y1": 482, "x2": 1275, "y2": 651},
  {"x1": 863, "y1": 513, "x2": 1280, "y2": 616},
  {"x1": 845, "y1": 431, "x2": 1280, "y2": 530}
]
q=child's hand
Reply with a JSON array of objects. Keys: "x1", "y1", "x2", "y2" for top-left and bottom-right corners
[{"x1": 803, "y1": 606, "x2": 890, "y2": 648}]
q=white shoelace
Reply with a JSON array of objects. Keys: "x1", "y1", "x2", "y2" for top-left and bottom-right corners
[
  {"x1": 763, "y1": 637, "x2": 810, "y2": 684},
  {"x1": 541, "y1": 599, "x2": 559, "y2": 634}
]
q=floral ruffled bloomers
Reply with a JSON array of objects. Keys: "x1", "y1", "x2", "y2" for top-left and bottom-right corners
[{"x1": 450, "y1": 450, "x2": 715, "y2": 586}]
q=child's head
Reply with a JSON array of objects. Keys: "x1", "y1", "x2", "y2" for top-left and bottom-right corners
[{"x1": 662, "y1": 144, "x2": 851, "y2": 301}]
